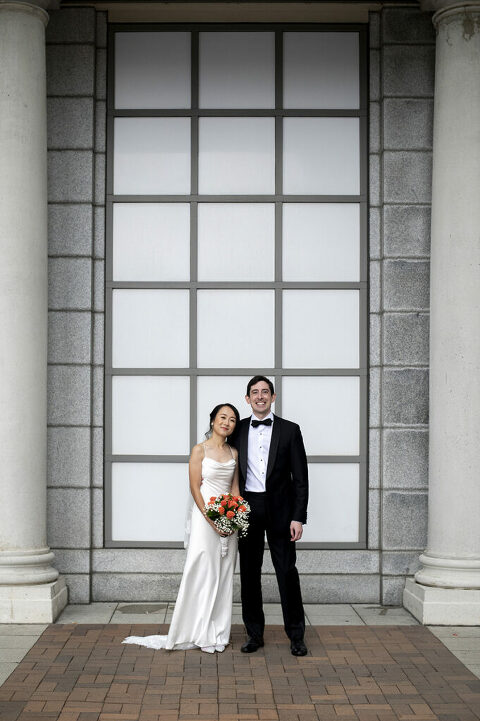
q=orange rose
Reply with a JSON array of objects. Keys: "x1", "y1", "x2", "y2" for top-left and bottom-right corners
[
  {"x1": 220, "y1": 500, "x2": 227, "y2": 506},
  {"x1": 238, "y1": 505, "x2": 246, "y2": 512},
  {"x1": 226, "y1": 510, "x2": 235, "y2": 519},
  {"x1": 238, "y1": 496, "x2": 244, "y2": 501},
  {"x1": 218, "y1": 506, "x2": 225, "y2": 515},
  {"x1": 210, "y1": 496, "x2": 216, "y2": 502},
  {"x1": 228, "y1": 500, "x2": 237, "y2": 509}
]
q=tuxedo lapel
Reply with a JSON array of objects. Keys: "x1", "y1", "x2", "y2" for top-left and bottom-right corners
[
  {"x1": 239, "y1": 418, "x2": 250, "y2": 480},
  {"x1": 266, "y1": 415, "x2": 281, "y2": 480}
]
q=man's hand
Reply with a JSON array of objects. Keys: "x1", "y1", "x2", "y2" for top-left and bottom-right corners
[{"x1": 290, "y1": 521, "x2": 303, "y2": 542}]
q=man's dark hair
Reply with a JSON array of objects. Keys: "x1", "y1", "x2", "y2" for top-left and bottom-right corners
[{"x1": 246, "y1": 375, "x2": 275, "y2": 396}]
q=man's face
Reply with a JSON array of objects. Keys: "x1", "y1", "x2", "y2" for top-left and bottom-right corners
[{"x1": 246, "y1": 380, "x2": 276, "y2": 419}]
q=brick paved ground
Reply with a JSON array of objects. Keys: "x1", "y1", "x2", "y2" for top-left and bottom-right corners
[{"x1": 0, "y1": 624, "x2": 479, "y2": 721}]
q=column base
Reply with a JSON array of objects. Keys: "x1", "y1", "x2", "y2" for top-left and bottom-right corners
[
  {"x1": 0, "y1": 577, "x2": 68, "y2": 623},
  {"x1": 403, "y1": 578, "x2": 480, "y2": 625}
]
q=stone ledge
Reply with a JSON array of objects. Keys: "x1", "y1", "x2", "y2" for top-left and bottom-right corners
[
  {"x1": 92, "y1": 573, "x2": 381, "y2": 604},
  {"x1": 91, "y1": 549, "x2": 380, "y2": 575}
]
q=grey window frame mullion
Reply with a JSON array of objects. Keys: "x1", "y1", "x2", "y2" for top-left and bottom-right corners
[
  {"x1": 105, "y1": 22, "x2": 369, "y2": 550},
  {"x1": 104, "y1": 25, "x2": 116, "y2": 550},
  {"x1": 106, "y1": 454, "x2": 364, "y2": 463},
  {"x1": 107, "y1": 194, "x2": 366, "y2": 203},
  {"x1": 190, "y1": 32, "x2": 199, "y2": 451},
  {"x1": 274, "y1": 201, "x2": 283, "y2": 418},
  {"x1": 189, "y1": 202, "x2": 198, "y2": 451},
  {"x1": 274, "y1": 30, "x2": 283, "y2": 416},
  {"x1": 107, "y1": 368, "x2": 366, "y2": 376},
  {"x1": 358, "y1": 24, "x2": 368, "y2": 550},
  {"x1": 107, "y1": 281, "x2": 367, "y2": 291},
  {"x1": 112, "y1": 108, "x2": 366, "y2": 118}
]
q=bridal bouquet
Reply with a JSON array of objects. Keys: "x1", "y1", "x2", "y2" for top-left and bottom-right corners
[{"x1": 205, "y1": 493, "x2": 251, "y2": 557}]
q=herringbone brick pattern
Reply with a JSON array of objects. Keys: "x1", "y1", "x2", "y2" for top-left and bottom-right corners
[{"x1": 0, "y1": 625, "x2": 479, "y2": 721}]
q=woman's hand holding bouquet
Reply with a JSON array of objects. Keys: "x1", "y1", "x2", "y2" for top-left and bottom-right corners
[{"x1": 204, "y1": 493, "x2": 251, "y2": 556}]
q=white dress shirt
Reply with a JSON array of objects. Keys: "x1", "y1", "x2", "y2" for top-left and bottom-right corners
[{"x1": 245, "y1": 412, "x2": 274, "y2": 492}]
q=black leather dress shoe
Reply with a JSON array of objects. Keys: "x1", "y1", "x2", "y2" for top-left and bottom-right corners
[
  {"x1": 241, "y1": 637, "x2": 264, "y2": 653},
  {"x1": 290, "y1": 639, "x2": 308, "y2": 656}
]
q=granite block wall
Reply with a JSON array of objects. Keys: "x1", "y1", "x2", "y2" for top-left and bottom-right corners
[
  {"x1": 370, "y1": 5, "x2": 435, "y2": 604},
  {"x1": 46, "y1": 7, "x2": 106, "y2": 603},
  {"x1": 45, "y1": 5, "x2": 434, "y2": 604}
]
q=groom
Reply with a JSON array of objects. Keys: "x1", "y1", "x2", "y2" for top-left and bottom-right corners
[{"x1": 236, "y1": 375, "x2": 309, "y2": 656}]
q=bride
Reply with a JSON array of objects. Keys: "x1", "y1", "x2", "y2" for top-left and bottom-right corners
[{"x1": 123, "y1": 403, "x2": 240, "y2": 653}]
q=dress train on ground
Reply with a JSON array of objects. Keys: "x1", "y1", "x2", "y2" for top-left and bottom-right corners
[{"x1": 122, "y1": 455, "x2": 237, "y2": 653}]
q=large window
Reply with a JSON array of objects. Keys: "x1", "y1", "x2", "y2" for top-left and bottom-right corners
[{"x1": 105, "y1": 25, "x2": 368, "y2": 548}]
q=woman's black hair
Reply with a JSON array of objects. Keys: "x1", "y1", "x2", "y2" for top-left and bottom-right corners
[{"x1": 206, "y1": 403, "x2": 240, "y2": 440}]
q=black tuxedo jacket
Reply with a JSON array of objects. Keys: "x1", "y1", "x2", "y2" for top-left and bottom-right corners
[{"x1": 235, "y1": 415, "x2": 309, "y2": 529}]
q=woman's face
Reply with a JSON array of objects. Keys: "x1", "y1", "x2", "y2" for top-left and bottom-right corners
[{"x1": 212, "y1": 406, "x2": 237, "y2": 439}]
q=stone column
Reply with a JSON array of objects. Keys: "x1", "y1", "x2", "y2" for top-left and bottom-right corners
[
  {"x1": 404, "y1": 0, "x2": 480, "y2": 624},
  {"x1": 0, "y1": 0, "x2": 67, "y2": 622}
]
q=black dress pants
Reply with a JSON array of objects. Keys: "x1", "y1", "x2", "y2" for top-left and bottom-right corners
[{"x1": 239, "y1": 491, "x2": 305, "y2": 642}]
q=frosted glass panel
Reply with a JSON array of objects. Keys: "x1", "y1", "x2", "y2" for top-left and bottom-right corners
[
  {"x1": 198, "y1": 118, "x2": 275, "y2": 194},
  {"x1": 113, "y1": 204, "x2": 190, "y2": 281},
  {"x1": 282, "y1": 377, "x2": 359, "y2": 455},
  {"x1": 283, "y1": 290, "x2": 359, "y2": 369},
  {"x1": 199, "y1": 32, "x2": 275, "y2": 108},
  {"x1": 114, "y1": 118, "x2": 190, "y2": 195},
  {"x1": 283, "y1": 204, "x2": 360, "y2": 281},
  {"x1": 115, "y1": 32, "x2": 190, "y2": 109},
  {"x1": 112, "y1": 463, "x2": 190, "y2": 542},
  {"x1": 301, "y1": 464, "x2": 359, "y2": 542},
  {"x1": 197, "y1": 290, "x2": 274, "y2": 368},
  {"x1": 283, "y1": 118, "x2": 360, "y2": 195},
  {"x1": 196, "y1": 376, "x2": 275, "y2": 442},
  {"x1": 198, "y1": 377, "x2": 247, "y2": 442},
  {"x1": 198, "y1": 204, "x2": 274, "y2": 281},
  {"x1": 284, "y1": 33, "x2": 359, "y2": 109},
  {"x1": 112, "y1": 290, "x2": 189, "y2": 368},
  {"x1": 112, "y1": 376, "x2": 190, "y2": 455}
]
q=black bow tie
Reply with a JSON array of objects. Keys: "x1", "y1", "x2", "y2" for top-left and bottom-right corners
[{"x1": 251, "y1": 418, "x2": 272, "y2": 428}]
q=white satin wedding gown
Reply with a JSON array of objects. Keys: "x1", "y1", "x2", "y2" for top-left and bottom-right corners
[{"x1": 123, "y1": 445, "x2": 237, "y2": 653}]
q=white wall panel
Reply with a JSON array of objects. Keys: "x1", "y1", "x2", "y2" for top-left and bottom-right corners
[
  {"x1": 198, "y1": 204, "x2": 275, "y2": 281},
  {"x1": 199, "y1": 32, "x2": 275, "y2": 108},
  {"x1": 283, "y1": 117, "x2": 360, "y2": 195},
  {"x1": 112, "y1": 290, "x2": 189, "y2": 368},
  {"x1": 283, "y1": 204, "x2": 360, "y2": 282},
  {"x1": 114, "y1": 118, "x2": 191, "y2": 195},
  {"x1": 284, "y1": 32, "x2": 359, "y2": 109},
  {"x1": 112, "y1": 463, "x2": 190, "y2": 542},
  {"x1": 115, "y1": 32, "x2": 191, "y2": 109},
  {"x1": 197, "y1": 290, "x2": 275, "y2": 368},
  {"x1": 196, "y1": 376, "x2": 275, "y2": 443},
  {"x1": 301, "y1": 464, "x2": 360, "y2": 542},
  {"x1": 198, "y1": 118, "x2": 275, "y2": 194},
  {"x1": 283, "y1": 290, "x2": 359, "y2": 369},
  {"x1": 113, "y1": 204, "x2": 190, "y2": 281},
  {"x1": 282, "y1": 376, "x2": 360, "y2": 455},
  {"x1": 112, "y1": 376, "x2": 190, "y2": 455}
]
